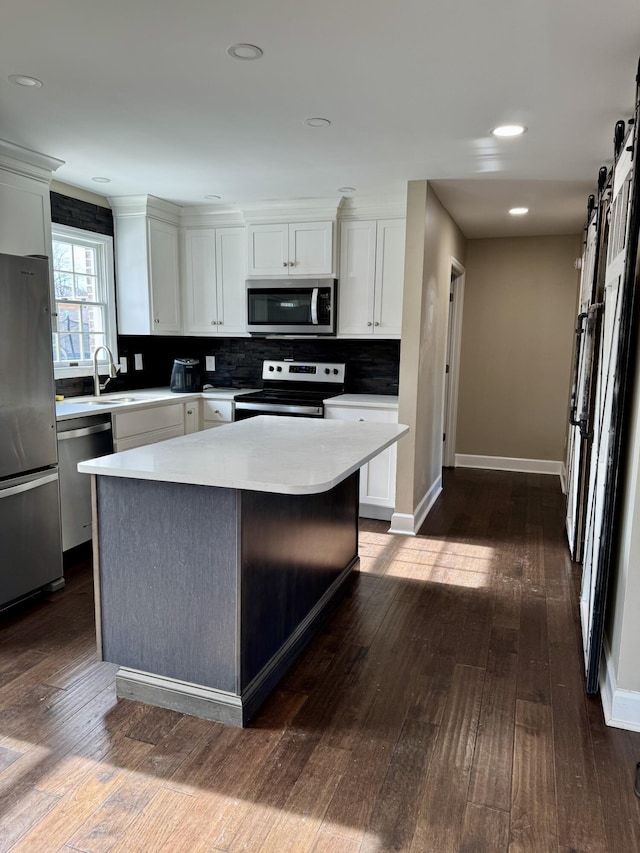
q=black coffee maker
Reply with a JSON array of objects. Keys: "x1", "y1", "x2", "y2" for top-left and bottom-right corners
[{"x1": 170, "y1": 358, "x2": 200, "y2": 393}]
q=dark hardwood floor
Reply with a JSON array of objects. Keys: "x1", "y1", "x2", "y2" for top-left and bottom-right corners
[{"x1": 1, "y1": 469, "x2": 639, "y2": 852}]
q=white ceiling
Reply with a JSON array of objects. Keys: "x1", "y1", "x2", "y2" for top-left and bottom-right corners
[{"x1": 1, "y1": 0, "x2": 639, "y2": 238}]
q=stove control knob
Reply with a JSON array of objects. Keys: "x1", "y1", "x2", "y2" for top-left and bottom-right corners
[
  {"x1": 277, "y1": 366, "x2": 283, "y2": 372},
  {"x1": 333, "y1": 368, "x2": 339, "y2": 375},
  {"x1": 324, "y1": 368, "x2": 330, "y2": 374},
  {"x1": 268, "y1": 365, "x2": 275, "y2": 372}
]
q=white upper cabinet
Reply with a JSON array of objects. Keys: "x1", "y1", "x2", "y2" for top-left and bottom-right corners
[
  {"x1": 247, "y1": 221, "x2": 334, "y2": 277},
  {"x1": 183, "y1": 226, "x2": 247, "y2": 336},
  {"x1": 110, "y1": 196, "x2": 181, "y2": 335},
  {"x1": 215, "y1": 227, "x2": 247, "y2": 334},
  {"x1": 338, "y1": 218, "x2": 405, "y2": 338},
  {"x1": 148, "y1": 218, "x2": 181, "y2": 333},
  {"x1": 0, "y1": 140, "x2": 63, "y2": 317}
]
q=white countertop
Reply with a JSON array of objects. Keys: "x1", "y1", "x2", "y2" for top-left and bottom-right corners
[
  {"x1": 324, "y1": 394, "x2": 399, "y2": 409},
  {"x1": 55, "y1": 387, "x2": 257, "y2": 420},
  {"x1": 78, "y1": 415, "x2": 409, "y2": 495}
]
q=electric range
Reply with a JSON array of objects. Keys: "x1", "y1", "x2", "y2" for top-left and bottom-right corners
[{"x1": 233, "y1": 360, "x2": 345, "y2": 420}]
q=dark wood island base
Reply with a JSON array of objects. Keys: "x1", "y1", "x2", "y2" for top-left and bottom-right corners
[{"x1": 94, "y1": 471, "x2": 360, "y2": 726}]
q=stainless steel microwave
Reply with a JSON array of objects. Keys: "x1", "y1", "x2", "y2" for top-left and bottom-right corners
[{"x1": 246, "y1": 278, "x2": 337, "y2": 336}]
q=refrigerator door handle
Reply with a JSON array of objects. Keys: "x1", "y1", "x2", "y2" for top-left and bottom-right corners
[{"x1": 0, "y1": 471, "x2": 59, "y2": 500}]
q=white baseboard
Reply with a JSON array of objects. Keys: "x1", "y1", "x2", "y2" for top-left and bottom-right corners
[
  {"x1": 388, "y1": 475, "x2": 442, "y2": 536},
  {"x1": 560, "y1": 462, "x2": 568, "y2": 494},
  {"x1": 600, "y1": 637, "x2": 640, "y2": 732},
  {"x1": 455, "y1": 454, "x2": 563, "y2": 477}
]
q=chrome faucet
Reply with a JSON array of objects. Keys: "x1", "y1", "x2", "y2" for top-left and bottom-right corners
[{"x1": 93, "y1": 345, "x2": 119, "y2": 397}]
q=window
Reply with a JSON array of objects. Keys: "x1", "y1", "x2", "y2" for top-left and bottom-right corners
[{"x1": 51, "y1": 225, "x2": 117, "y2": 377}]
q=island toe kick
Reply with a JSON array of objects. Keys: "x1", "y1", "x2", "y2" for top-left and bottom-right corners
[{"x1": 93, "y1": 471, "x2": 360, "y2": 726}]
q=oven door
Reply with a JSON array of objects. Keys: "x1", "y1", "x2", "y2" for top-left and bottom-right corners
[
  {"x1": 246, "y1": 279, "x2": 335, "y2": 335},
  {"x1": 234, "y1": 402, "x2": 324, "y2": 421}
]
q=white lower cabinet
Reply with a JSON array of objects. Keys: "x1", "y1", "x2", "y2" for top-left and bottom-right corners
[
  {"x1": 324, "y1": 401, "x2": 398, "y2": 520},
  {"x1": 184, "y1": 401, "x2": 201, "y2": 434},
  {"x1": 112, "y1": 402, "x2": 187, "y2": 451},
  {"x1": 201, "y1": 399, "x2": 233, "y2": 430}
]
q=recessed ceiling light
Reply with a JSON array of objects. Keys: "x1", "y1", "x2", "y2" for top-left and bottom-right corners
[
  {"x1": 337, "y1": 187, "x2": 356, "y2": 193},
  {"x1": 205, "y1": 194, "x2": 221, "y2": 200},
  {"x1": 509, "y1": 207, "x2": 529, "y2": 216},
  {"x1": 9, "y1": 74, "x2": 42, "y2": 88},
  {"x1": 91, "y1": 176, "x2": 111, "y2": 184},
  {"x1": 227, "y1": 43, "x2": 263, "y2": 60},
  {"x1": 491, "y1": 124, "x2": 527, "y2": 138},
  {"x1": 304, "y1": 117, "x2": 331, "y2": 128}
]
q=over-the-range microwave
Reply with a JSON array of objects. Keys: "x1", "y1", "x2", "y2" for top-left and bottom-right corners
[{"x1": 246, "y1": 278, "x2": 337, "y2": 336}]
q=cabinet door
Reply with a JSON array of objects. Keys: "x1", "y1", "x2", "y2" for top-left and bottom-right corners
[
  {"x1": 289, "y1": 221, "x2": 333, "y2": 275},
  {"x1": 247, "y1": 224, "x2": 288, "y2": 276},
  {"x1": 373, "y1": 219, "x2": 405, "y2": 337},
  {"x1": 184, "y1": 401, "x2": 201, "y2": 434},
  {"x1": 216, "y1": 227, "x2": 247, "y2": 334},
  {"x1": 148, "y1": 218, "x2": 181, "y2": 333},
  {"x1": 183, "y1": 228, "x2": 218, "y2": 335},
  {"x1": 338, "y1": 220, "x2": 377, "y2": 336}
]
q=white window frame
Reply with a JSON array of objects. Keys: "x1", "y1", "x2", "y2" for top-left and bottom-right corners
[{"x1": 51, "y1": 224, "x2": 118, "y2": 379}]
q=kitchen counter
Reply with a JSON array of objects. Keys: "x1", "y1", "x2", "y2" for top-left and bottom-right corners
[
  {"x1": 84, "y1": 415, "x2": 408, "y2": 726},
  {"x1": 78, "y1": 415, "x2": 407, "y2": 494},
  {"x1": 323, "y1": 393, "x2": 399, "y2": 409},
  {"x1": 55, "y1": 386, "x2": 257, "y2": 421}
]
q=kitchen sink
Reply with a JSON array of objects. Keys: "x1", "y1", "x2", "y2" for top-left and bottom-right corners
[{"x1": 75, "y1": 396, "x2": 141, "y2": 404}]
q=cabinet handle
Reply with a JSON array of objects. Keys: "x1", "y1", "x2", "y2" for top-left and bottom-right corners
[
  {"x1": 218, "y1": 320, "x2": 222, "y2": 325},
  {"x1": 367, "y1": 321, "x2": 373, "y2": 327},
  {"x1": 374, "y1": 321, "x2": 380, "y2": 326},
  {"x1": 359, "y1": 418, "x2": 365, "y2": 422},
  {"x1": 283, "y1": 262, "x2": 288, "y2": 267},
  {"x1": 214, "y1": 409, "x2": 220, "y2": 414},
  {"x1": 154, "y1": 318, "x2": 160, "y2": 324},
  {"x1": 187, "y1": 409, "x2": 193, "y2": 415}
]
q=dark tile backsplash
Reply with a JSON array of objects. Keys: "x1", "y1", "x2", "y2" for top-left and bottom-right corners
[
  {"x1": 50, "y1": 192, "x2": 114, "y2": 236},
  {"x1": 117, "y1": 336, "x2": 401, "y2": 394}
]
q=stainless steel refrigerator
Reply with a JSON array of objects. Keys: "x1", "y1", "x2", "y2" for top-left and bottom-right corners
[{"x1": 0, "y1": 252, "x2": 64, "y2": 608}]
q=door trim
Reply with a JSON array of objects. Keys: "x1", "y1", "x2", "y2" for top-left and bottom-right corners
[{"x1": 443, "y1": 257, "x2": 465, "y2": 467}]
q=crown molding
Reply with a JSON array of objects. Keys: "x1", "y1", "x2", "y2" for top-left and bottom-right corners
[
  {"x1": 241, "y1": 197, "x2": 344, "y2": 224},
  {"x1": 0, "y1": 138, "x2": 64, "y2": 183},
  {"x1": 108, "y1": 194, "x2": 182, "y2": 224},
  {"x1": 180, "y1": 205, "x2": 245, "y2": 228},
  {"x1": 338, "y1": 195, "x2": 406, "y2": 220}
]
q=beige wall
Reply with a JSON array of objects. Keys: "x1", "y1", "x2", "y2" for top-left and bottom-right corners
[
  {"x1": 456, "y1": 235, "x2": 580, "y2": 462},
  {"x1": 50, "y1": 180, "x2": 110, "y2": 208},
  {"x1": 396, "y1": 181, "x2": 466, "y2": 516}
]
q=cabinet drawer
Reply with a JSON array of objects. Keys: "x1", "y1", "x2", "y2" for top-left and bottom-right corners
[
  {"x1": 202, "y1": 400, "x2": 233, "y2": 423},
  {"x1": 113, "y1": 403, "x2": 185, "y2": 439},
  {"x1": 113, "y1": 425, "x2": 184, "y2": 452}
]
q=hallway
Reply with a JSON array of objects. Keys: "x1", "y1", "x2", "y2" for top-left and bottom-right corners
[{"x1": 0, "y1": 469, "x2": 639, "y2": 851}]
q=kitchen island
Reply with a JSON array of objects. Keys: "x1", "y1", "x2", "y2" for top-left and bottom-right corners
[{"x1": 79, "y1": 415, "x2": 408, "y2": 726}]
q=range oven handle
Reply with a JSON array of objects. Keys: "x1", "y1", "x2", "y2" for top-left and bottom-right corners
[
  {"x1": 235, "y1": 402, "x2": 323, "y2": 416},
  {"x1": 311, "y1": 288, "x2": 319, "y2": 325}
]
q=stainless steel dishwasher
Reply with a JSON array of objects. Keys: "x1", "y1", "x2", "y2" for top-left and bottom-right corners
[{"x1": 57, "y1": 414, "x2": 113, "y2": 551}]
